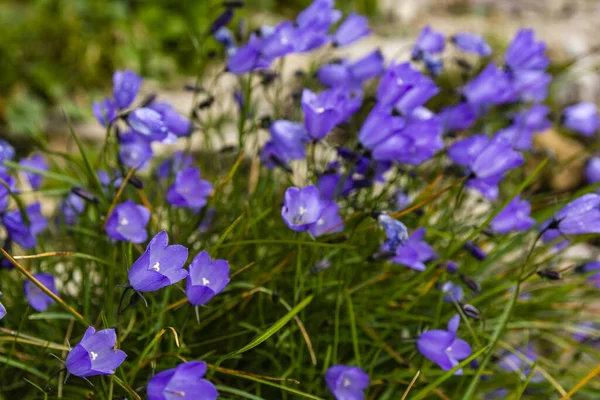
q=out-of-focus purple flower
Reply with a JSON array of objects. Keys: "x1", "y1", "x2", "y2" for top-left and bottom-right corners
[
  {"x1": 214, "y1": 27, "x2": 236, "y2": 54},
  {"x1": 147, "y1": 361, "x2": 218, "y2": 400},
  {"x1": 296, "y1": 0, "x2": 341, "y2": 32},
  {"x1": 309, "y1": 201, "x2": 343, "y2": 237},
  {"x1": 552, "y1": 193, "x2": 600, "y2": 235},
  {"x1": 497, "y1": 105, "x2": 551, "y2": 150},
  {"x1": 509, "y1": 69, "x2": 551, "y2": 103},
  {"x1": 463, "y1": 63, "x2": 513, "y2": 111},
  {"x1": 186, "y1": 251, "x2": 230, "y2": 306},
  {"x1": 505, "y1": 29, "x2": 548, "y2": 72},
  {"x1": 119, "y1": 135, "x2": 153, "y2": 170},
  {"x1": 358, "y1": 107, "x2": 405, "y2": 150},
  {"x1": 446, "y1": 260, "x2": 459, "y2": 274},
  {"x1": 441, "y1": 281, "x2": 464, "y2": 303},
  {"x1": 412, "y1": 25, "x2": 445, "y2": 60},
  {"x1": 302, "y1": 87, "x2": 362, "y2": 140},
  {"x1": 579, "y1": 261, "x2": 600, "y2": 288},
  {"x1": 269, "y1": 120, "x2": 309, "y2": 161},
  {"x1": 23, "y1": 273, "x2": 57, "y2": 312},
  {"x1": 166, "y1": 167, "x2": 213, "y2": 209},
  {"x1": 148, "y1": 102, "x2": 192, "y2": 137},
  {"x1": 390, "y1": 228, "x2": 435, "y2": 271},
  {"x1": 92, "y1": 98, "x2": 117, "y2": 127},
  {"x1": 377, "y1": 62, "x2": 439, "y2": 112},
  {"x1": 260, "y1": 21, "x2": 296, "y2": 58},
  {"x1": 439, "y1": 103, "x2": 477, "y2": 132},
  {"x1": 417, "y1": 315, "x2": 472, "y2": 374},
  {"x1": 260, "y1": 141, "x2": 290, "y2": 171},
  {"x1": 105, "y1": 200, "x2": 150, "y2": 243},
  {"x1": 451, "y1": 33, "x2": 491, "y2": 56},
  {"x1": 318, "y1": 50, "x2": 384, "y2": 89},
  {"x1": 0, "y1": 140, "x2": 15, "y2": 164},
  {"x1": 394, "y1": 190, "x2": 412, "y2": 211},
  {"x1": 198, "y1": 207, "x2": 216, "y2": 233},
  {"x1": 2, "y1": 203, "x2": 48, "y2": 249},
  {"x1": 0, "y1": 292, "x2": 5, "y2": 320},
  {"x1": 282, "y1": 186, "x2": 324, "y2": 232},
  {"x1": 561, "y1": 102, "x2": 599, "y2": 137},
  {"x1": 0, "y1": 239, "x2": 13, "y2": 270},
  {"x1": 128, "y1": 231, "x2": 188, "y2": 292},
  {"x1": 227, "y1": 35, "x2": 273, "y2": 74},
  {"x1": 448, "y1": 135, "x2": 489, "y2": 167},
  {"x1": 19, "y1": 154, "x2": 48, "y2": 190},
  {"x1": 539, "y1": 221, "x2": 569, "y2": 252},
  {"x1": 498, "y1": 345, "x2": 537, "y2": 378},
  {"x1": 0, "y1": 172, "x2": 15, "y2": 212},
  {"x1": 157, "y1": 152, "x2": 194, "y2": 180},
  {"x1": 127, "y1": 107, "x2": 169, "y2": 142},
  {"x1": 377, "y1": 213, "x2": 408, "y2": 252},
  {"x1": 573, "y1": 322, "x2": 598, "y2": 343},
  {"x1": 316, "y1": 171, "x2": 353, "y2": 201},
  {"x1": 464, "y1": 241, "x2": 486, "y2": 261},
  {"x1": 113, "y1": 70, "x2": 142, "y2": 109},
  {"x1": 60, "y1": 193, "x2": 86, "y2": 225},
  {"x1": 491, "y1": 195, "x2": 535, "y2": 233},
  {"x1": 325, "y1": 365, "x2": 369, "y2": 400},
  {"x1": 349, "y1": 50, "x2": 384, "y2": 83},
  {"x1": 586, "y1": 157, "x2": 600, "y2": 185},
  {"x1": 66, "y1": 327, "x2": 127, "y2": 377},
  {"x1": 333, "y1": 13, "x2": 370, "y2": 47},
  {"x1": 424, "y1": 54, "x2": 444, "y2": 77}
]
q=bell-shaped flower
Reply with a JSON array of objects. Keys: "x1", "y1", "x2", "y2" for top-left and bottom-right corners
[
  {"x1": 412, "y1": 25, "x2": 445, "y2": 60},
  {"x1": 462, "y1": 63, "x2": 513, "y2": 111},
  {"x1": 552, "y1": 193, "x2": 600, "y2": 235},
  {"x1": 377, "y1": 62, "x2": 439, "y2": 111},
  {"x1": 318, "y1": 50, "x2": 384, "y2": 89},
  {"x1": 498, "y1": 345, "x2": 539, "y2": 381},
  {"x1": 186, "y1": 251, "x2": 230, "y2": 306},
  {"x1": 309, "y1": 201, "x2": 343, "y2": 237},
  {"x1": 441, "y1": 281, "x2": 464, "y2": 303},
  {"x1": 269, "y1": 120, "x2": 309, "y2": 161},
  {"x1": 561, "y1": 102, "x2": 599, "y2": 137},
  {"x1": 417, "y1": 315, "x2": 472, "y2": 374},
  {"x1": 504, "y1": 29, "x2": 548, "y2": 72},
  {"x1": 296, "y1": 0, "x2": 341, "y2": 32},
  {"x1": 105, "y1": 200, "x2": 150, "y2": 243},
  {"x1": 585, "y1": 156, "x2": 600, "y2": 185},
  {"x1": 333, "y1": 13, "x2": 370, "y2": 47},
  {"x1": 227, "y1": 35, "x2": 273, "y2": 74},
  {"x1": 509, "y1": 69, "x2": 551, "y2": 103},
  {"x1": 128, "y1": 231, "x2": 188, "y2": 292},
  {"x1": 2, "y1": 203, "x2": 48, "y2": 249},
  {"x1": 166, "y1": 167, "x2": 213, "y2": 209},
  {"x1": 325, "y1": 365, "x2": 369, "y2": 400},
  {"x1": 439, "y1": 102, "x2": 477, "y2": 132},
  {"x1": 282, "y1": 186, "x2": 324, "y2": 232},
  {"x1": 59, "y1": 193, "x2": 86, "y2": 226},
  {"x1": 260, "y1": 21, "x2": 296, "y2": 58},
  {"x1": 92, "y1": 98, "x2": 117, "y2": 127},
  {"x1": 390, "y1": 228, "x2": 435, "y2": 271},
  {"x1": 491, "y1": 195, "x2": 535, "y2": 234},
  {"x1": 127, "y1": 107, "x2": 169, "y2": 142},
  {"x1": 24, "y1": 273, "x2": 58, "y2": 312},
  {"x1": 113, "y1": 70, "x2": 142, "y2": 109},
  {"x1": 497, "y1": 105, "x2": 551, "y2": 150},
  {"x1": 358, "y1": 107, "x2": 405, "y2": 150},
  {"x1": 302, "y1": 87, "x2": 362, "y2": 140},
  {"x1": 119, "y1": 134, "x2": 153, "y2": 170},
  {"x1": 0, "y1": 140, "x2": 15, "y2": 164},
  {"x1": 377, "y1": 213, "x2": 408, "y2": 252},
  {"x1": 19, "y1": 154, "x2": 48, "y2": 190},
  {"x1": 451, "y1": 33, "x2": 491, "y2": 56},
  {"x1": 66, "y1": 327, "x2": 127, "y2": 377},
  {"x1": 148, "y1": 102, "x2": 192, "y2": 137},
  {"x1": 147, "y1": 361, "x2": 218, "y2": 400}
]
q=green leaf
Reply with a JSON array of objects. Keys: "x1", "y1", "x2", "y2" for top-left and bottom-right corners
[
  {"x1": 28, "y1": 312, "x2": 75, "y2": 321},
  {"x1": 0, "y1": 355, "x2": 48, "y2": 379}
]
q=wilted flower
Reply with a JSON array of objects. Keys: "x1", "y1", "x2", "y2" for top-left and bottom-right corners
[
  {"x1": 128, "y1": 231, "x2": 188, "y2": 292},
  {"x1": 417, "y1": 314, "x2": 472, "y2": 374},
  {"x1": 127, "y1": 107, "x2": 169, "y2": 142},
  {"x1": 166, "y1": 167, "x2": 213, "y2": 209},
  {"x1": 301, "y1": 87, "x2": 362, "y2": 140},
  {"x1": 147, "y1": 361, "x2": 218, "y2": 400},
  {"x1": 561, "y1": 102, "x2": 599, "y2": 137},
  {"x1": 24, "y1": 273, "x2": 57, "y2": 312},
  {"x1": 585, "y1": 157, "x2": 600, "y2": 185},
  {"x1": 309, "y1": 201, "x2": 343, "y2": 237},
  {"x1": 282, "y1": 186, "x2": 324, "y2": 232},
  {"x1": 19, "y1": 154, "x2": 48, "y2": 190},
  {"x1": 186, "y1": 251, "x2": 230, "y2": 306},
  {"x1": 148, "y1": 102, "x2": 192, "y2": 137},
  {"x1": 390, "y1": 228, "x2": 435, "y2": 271},
  {"x1": 65, "y1": 327, "x2": 127, "y2": 377},
  {"x1": 105, "y1": 200, "x2": 151, "y2": 243},
  {"x1": 0, "y1": 292, "x2": 5, "y2": 320},
  {"x1": 377, "y1": 62, "x2": 439, "y2": 112},
  {"x1": 451, "y1": 33, "x2": 491, "y2": 56},
  {"x1": 325, "y1": 365, "x2": 369, "y2": 400},
  {"x1": 412, "y1": 25, "x2": 445, "y2": 60},
  {"x1": 92, "y1": 98, "x2": 117, "y2": 127},
  {"x1": 60, "y1": 193, "x2": 86, "y2": 225},
  {"x1": 333, "y1": 13, "x2": 370, "y2": 47},
  {"x1": 2, "y1": 203, "x2": 48, "y2": 249},
  {"x1": 504, "y1": 29, "x2": 548, "y2": 72},
  {"x1": 441, "y1": 281, "x2": 464, "y2": 303},
  {"x1": 491, "y1": 195, "x2": 535, "y2": 234},
  {"x1": 113, "y1": 70, "x2": 142, "y2": 109}
]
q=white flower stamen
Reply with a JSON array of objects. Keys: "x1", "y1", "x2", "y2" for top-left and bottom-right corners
[
  {"x1": 120, "y1": 217, "x2": 129, "y2": 226},
  {"x1": 150, "y1": 262, "x2": 160, "y2": 272},
  {"x1": 342, "y1": 377, "x2": 351, "y2": 387},
  {"x1": 202, "y1": 277, "x2": 210, "y2": 286},
  {"x1": 90, "y1": 351, "x2": 98, "y2": 361}
]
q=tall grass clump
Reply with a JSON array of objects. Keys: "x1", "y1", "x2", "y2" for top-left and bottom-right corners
[{"x1": 1, "y1": 1, "x2": 600, "y2": 399}]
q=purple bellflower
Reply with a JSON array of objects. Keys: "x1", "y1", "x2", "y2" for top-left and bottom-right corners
[
  {"x1": 0, "y1": 172, "x2": 15, "y2": 212},
  {"x1": 92, "y1": 98, "x2": 117, "y2": 127},
  {"x1": 113, "y1": 70, "x2": 142, "y2": 109},
  {"x1": 310, "y1": 201, "x2": 344, "y2": 237},
  {"x1": 127, "y1": 107, "x2": 170, "y2": 142},
  {"x1": 505, "y1": 29, "x2": 549, "y2": 72},
  {"x1": 491, "y1": 195, "x2": 535, "y2": 234},
  {"x1": 412, "y1": 25, "x2": 445, "y2": 60},
  {"x1": 561, "y1": 102, "x2": 599, "y2": 137},
  {"x1": 0, "y1": 140, "x2": 15, "y2": 164},
  {"x1": 417, "y1": 314, "x2": 472, "y2": 374},
  {"x1": 0, "y1": 292, "x2": 5, "y2": 320},
  {"x1": 551, "y1": 193, "x2": 600, "y2": 235},
  {"x1": 296, "y1": 0, "x2": 341, "y2": 32},
  {"x1": 148, "y1": 102, "x2": 192, "y2": 137},
  {"x1": 586, "y1": 156, "x2": 600, "y2": 185},
  {"x1": 390, "y1": 228, "x2": 436, "y2": 271},
  {"x1": 227, "y1": 35, "x2": 273, "y2": 74},
  {"x1": 186, "y1": 251, "x2": 230, "y2": 306},
  {"x1": 65, "y1": 327, "x2": 127, "y2": 377},
  {"x1": 462, "y1": 63, "x2": 513, "y2": 112},
  {"x1": 268, "y1": 120, "x2": 309, "y2": 161},
  {"x1": 166, "y1": 167, "x2": 213, "y2": 209},
  {"x1": 105, "y1": 200, "x2": 150, "y2": 243},
  {"x1": 302, "y1": 87, "x2": 362, "y2": 140},
  {"x1": 282, "y1": 186, "x2": 324, "y2": 232},
  {"x1": 214, "y1": 27, "x2": 237, "y2": 55},
  {"x1": 128, "y1": 231, "x2": 188, "y2": 292},
  {"x1": 333, "y1": 13, "x2": 370, "y2": 47},
  {"x1": 464, "y1": 241, "x2": 487, "y2": 261},
  {"x1": 498, "y1": 345, "x2": 538, "y2": 380},
  {"x1": 376, "y1": 62, "x2": 439, "y2": 112},
  {"x1": 20, "y1": 154, "x2": 48, "y2": 190},
  {"x1": 60, "y1": 193, "x2": 86, "y2": 225},
  {"x1": 358, "y1": 107, "x2": 406, "y2": 150},
  {"x1": 497, "y1": 105, "x2": 551, "y2": 150},
  {"x1": 439, "y1": 102, "x2": 477, "y2": 132},
  {"x1": 157, "y1": 152, "x2": 194, "y2": 180},
  {"x1": 451, "y1": 33, "x2": 492, "y2": 56},
  {"x1": 441, "y1": 281, "x2": 464, "y2": 303},
  {"x1": 509, "y1": 69, "x2": 552, "y2": 103},
  {"x1": 579, "y1": 261, "x2": 600, "y2": 288},
  {"x1": 325, "y1": 365, "x2": 369, "y2": 400},
  {"x1": 119, "y1": 134, "x2": 153, "y2": 170},
  {"x1": 2, "y1": 203, "x2": 48, "y2": 249},
  {"x1": 147, "y1": 361, "x2": 218, "y2": 400},
  {"x1": 24, "y1": 273, "x2": 58, "y2": 312},
  {"x1": 317, "y1": 50, "x2": 384, "y2": 89},
  {"x1": 260, "y1": 21, "x2": 297, "y2": 58}
]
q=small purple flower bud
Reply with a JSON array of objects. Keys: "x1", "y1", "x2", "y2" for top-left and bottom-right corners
[
  {"x1": 24, "y1": 273, "x2": 58, "y2": 312},
  {"x1": 417, "y1": 315, "x2": 472, "y2": 375},
  {"x1": 60, "y1": 193, "x2": 86, "y2": 225},
  {"x1": 157, "y1": 152, "x2": 194, "y2": 180},
  {"x1": 460, "y1": 274, "x2": 482, "y2": 293},
  {"x1": 186, "y1": 251, "x2": 230, "y2": 306},
  {"x1": 463, "y1": 241, "x2": 486, "y2": 261},
  {"x1": 441, "y1": 281, "x2": 464, "y2": 303},
  {"x1": 462, "y1": 304, "x2": 481, "y2": 320},
  {"x1": 147, "y1": 361, "x2": 218, "y2": 400},
  {"x1": 128, "y1": 231, "x2": 188, "y2": 292},
  {"x1": 561, "y1": 102, "x2": 599, "y2": 137},
  {"x1": 71, "y1": 187, "x2": 99, "y2": 204},
  {"x1": 505, "y1": 29, "x2": 548, "y2": 72},
  {"x1": 210, "y1": 8, "x2": 234, "y2": 34},
  {"x1": 92, "y1": 98, "x2": 117, "y2": 127},
  {"x1": 325, "y1": 365, "x2": 369, "y2": 400},
  {"x1": 127, "y1": 108, "x2": 169, "y2": 142},
  {"x1": 166, "y1": 167, "x2": 213, "y2": 209},
  {"x1": 451, "y1": 33, "x2": 492, "y2": 56},
  {"x1": 333, "y1": 13, "x2": 370, "y2": 47},
  {"x1": 66, "y1": 327, "x2": 127, "y2": 377},
  {"x1": 2, "y1": 203, "x2": 48, "y2": 249},
  {"x1": 19, "y1": 154, "x2": 48, "y2": 190},
  {"x1": 412, "y1": 25, "x2": 445, "y2": 60},
  {"x1": 281, "y1": 186, "x2": 324, "y2": 232},
  {"x1": 537, "y1": 269, "x2": 561, "y2": 280},
  {"x1": 113, "y1": 70, "x2": 142, "y2": 109},
  {"x1": 104, "y1": 201, "x2": 150, "y2": 243},
  {"x1": 585, "y1": 157, "x2": 600, "y2": 185},
  {"x1": 446, "y1": 260, "x2": 459, "y2": 274}
]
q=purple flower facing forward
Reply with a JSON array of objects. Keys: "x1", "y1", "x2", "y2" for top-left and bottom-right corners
[
  {"x1": 20, "y1": 154, "x2": 48, "y2": 190},
  {"x1": 509, "y1": 69, "x2": 552, "y2": 103},
  {"x1": 561, "y1": 102, "x2": 599, "y2": 137},
  {"x1": 377, "y1": 213, "x2": 408, "y2": 252},
  {"x1": 579, "y1": 262, "x2": 600, "y2": 288},
  {"x1": 491, "y1": 195, "x2": 535, "y2": 234},
  {"x1": 325, "y1": 365, "x2": 369, "y2": 400},
  {"x1": 128, "y1": 231, "x2": 188, "y2": 292},
  {"x1": 269, "y1": 120, "x2": 309, "y2": 161},
  {"x1": 302, "y1": 87, "x2": 362, "y2": 140},
  {"x1": 119, "y1": 134, "x2": 153, "y2": 170},
  {"x1": 462, "y1": 63, "x2": 513, "y2": 112},
  {"x1": 451, "y1": 33, "x2": 491, "y2": 56},
  {"x1": 333, "y1": 13, "x2": 370, "y2": 47},
  {"x1": 282, "y1": 186, "x2": 324, "y2": 232},
  {"x1": 2, "y1": 203, "x2": 48, "y2": 249},
  {"x1": 157, "y1": 152, "x2": 194, "y2": 180},
  {"x1": 0, "y1": 172, "x2": 15, "y2": 212},
  {"x1": 552, "y1": 193, "x2": 600, "y2": 235},
  {"x1": 0, "y1": 140, "x2": 15, "y2": 164},
  {"x1": 441, "y1": 281, "x2": 464, "y2": 303},
  {"x1": 127, "y1": 107, "x2": 169, "y2": 142},
  {"x1": 186, "y1": 251, "x2": 230, "y2": 306},
  {"x1": 113, "y1": 70, "x2": 142, "y2": 109},
  {"x1": 24, "y1": 273, "x2": 58, "y2": 312},
  {"x1": 66, "y1": 327, "x2": 127, "y2": 377},
  {"x1": 505, "y1": 29, "x2": 549, "y2": 72},
  {"x1": 105, "y1": 201, "x2": 150, "y2": 243},
  {"x1": 586, "y1": 157, "x2": 600, "y2": 185},
  {"x1": 318, "y1": 50, "x2": 384, "y2": 89},
  {"x1": 148, "y1": 102, "x2": 192, "y2": 137},
  {"x1": 412, "y1": 25, "x2": 445, "y2": 60},
  {"x1": 166, "y1": 167, "x2": 213, "y2": 209},
  {"x1": 147, "y1": 361, "x2": 218, "y2": 400},
  {"x1": 417, "y1": 315, "x2": 472, "y2": 374},
  {"x1": 497, "y1": 105, "x2": 551, "y2": 150},
  {"x1": 390, "y1": 228, "x2": 435, "y2": 271},
  {"x1": 92, "y1": 98, "x2": 117, "y2": 127},
  {"x1": 439, "y1": 102, "x2": 477, "y2": 132},
  {"x1": 60, "y1": 193, "x2": 86, "y2": 225},
  {"x1": 227, "y1": 35, "x2": 273, "y2": 74},
  {"x1": 377, "y1": 62, "x2": 439, "y2": 112},
  {"x1": 310, "y1": 201, "x2": 344, "y2": 237},
  {"x1": 0, "y1": 292, "x2": 5, "y2": 320}
]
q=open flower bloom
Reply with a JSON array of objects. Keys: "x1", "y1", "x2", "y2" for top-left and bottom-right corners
[
  {"x1": 127, "y1": 107, "x2": 170, "y2": 142},
  {"x1": 417, "y1": 314, "x2": 472, "y2": 374},
  {"x1": 113, "y1": 70, "x2": 142, "y2": 109},
  {"x1": 2, "y1": 203, "x2": 48, "y2": 249},
  {"x1": 0, "y1": 291, "x2": 6, "y2": 320},
  {"x1": 412, "y1": 25, "x2": 445, "y2": 60},
  {"x1": 19, "y1": 154, "x2": 48, "y2": 190},
  {"x1": 147, "y1": 361, "x2": 218, "y2": 400},
  {"x1": 333, "y1": 12, "x2": 370, "y2": 47},
  {"x1": 105, "y1": 200, "x2": 151, "y2": 243},
  {"x1": 166, "y1": 167, "x2": 213, "y2": 209},
  {"x1": 325, "y1": 365, "x2": 369, "y2": 400},
  {"x1": 561, "y1": 102, "x2": 599, "y2": 137},
  {"x1": 553, "y1": 193, "x2": 600, "y2": 235},
  {"x1": 504, "y1": 29, "x2": 548, "y2": 72},
  {"x1": 128, "y1": 231, "x2": 188, "y2": 292},
  {"x1": 497, "y1": 105, "x2": 551, "y2": 150},
  {"x1": 491, "y1": 195, "x2": 535, "y2": 234},
  {"x1": 439, "y1": 102, "x2": 477, "y2": 132},
  {"x1": 24, "y1": 273, "x2": 58, "y2": 312},
  {"x1": 376, "y1": 62, "x2": 439, "y2": 111},
  {"x1": 302, "y1": 87, "x2": 362, "y2": 140},
  {"x1": 309, "y1": 201, "x2": 343, "y2": 237},
  {"x1": 451, "y1": 33, "x2": 491, "y2": 56},
  {"x1": 66, "y1": 327, "x2": 127, "y2": 377},
  {"x1": 269, "y1": 120, "x2": 309, "y2": 161},
  {"x1": 148, "y1": 102, "x2": 192, "y2": 137},
  {"x1": 281, "y1": 186, "x2": 324, "y2": 232},
  {"x1": 390, "y1": 228, "x2": 435, "y2": 271},
  {"x1": 186, "y1": 251, "x2": 230, "y2": 306}
]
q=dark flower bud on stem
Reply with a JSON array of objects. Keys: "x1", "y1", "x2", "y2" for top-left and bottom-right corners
[
  {"x1": 128, "y1": 176, "x2": 144, "y2": 190},
  {"x1": 537, "y1": 269, "x2": 562, "y2": 280},
  {"x1": 460, "y1": 274, "x2": 482, "y2": 293},
  {"x1": 210, "y1": 8, "x2": 234, "y2": 34},
  {"x1": 462, "y1": 304, "x2": 481, "y2": 320},
  {"x1": 71, "y1": 187, "x2": 100, "y2": 204}
]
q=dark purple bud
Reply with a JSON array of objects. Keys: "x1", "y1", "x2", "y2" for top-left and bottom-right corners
[
  {"x1": 460, "y1": 274, "x2": 482, "y2": 293},
  {"x1": 71, "y1": 187, "x2": 100, "y2": 204},
  {"x1": 184, "y1": 83, "x2": 205, "y2": 93},
  {"x1": 198, "y1": 95, "x2": 215, "y2": 109},
  {"x1": 210, "y1": 8, "x2": 234, "y2": 34},
  {"x1": 128, "y1": 176, "x2": 144, "y2": 190},
  {"x1": 455, "y1": 58, "x2": 473, "y2": 70},
  {"x1": 464, "y1": 241, "x2": 486, "y2": 261},
  {"x1": 140, "y1": 93, "x2": 157, "y2": 107},
  {"x1": 462, "y1": 304, "x2": 481, "y2": 320},
  {"x1": 537, "y1": 269, "x2": 562, "y2": 280},
  {"x1": 446, "y1": 260, "x2": 459, "y2": 274}
]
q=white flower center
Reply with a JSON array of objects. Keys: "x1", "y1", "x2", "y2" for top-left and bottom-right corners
[
  {"x1": 90, "y1": 351, "x2": 98, "y2": 361},
  {"x1": 317, "y1": 218, "x2": 325, "y2": 226},
  {"x1": 120, "y1": 217, "x2": 129, "y2": 226},
  {"x1": 150, "y1": 262, "x2": 160, "y2": 272},
  {"x1": 315, "y1": 107, "x2": 325, "y2": 114},
  {"x1": 342, "y1": 377, "x2": 351, "y2": 387},
  {"x1": 202, "y1": 277, "x2": 210, "y2": 286},
  {"x1": 446, "y1": 346, "x2": 453, "y2": 352},
  {"x1": 299, "y1": 206, "x2": 307, "y2": 216}
]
